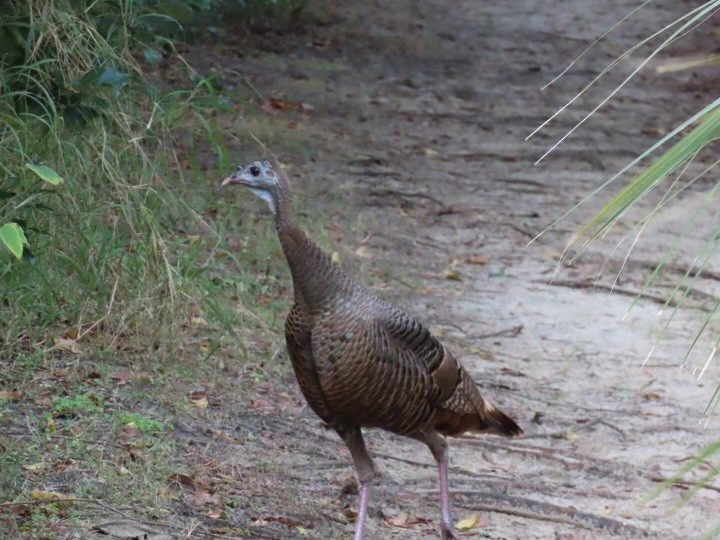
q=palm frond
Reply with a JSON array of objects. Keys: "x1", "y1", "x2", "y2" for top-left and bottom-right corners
[{"x1": 565, "y1": 102, "x2": 720, "y2": 261}]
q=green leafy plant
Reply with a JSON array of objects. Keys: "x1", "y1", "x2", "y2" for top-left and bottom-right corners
[
  {"x1": 0, "y1": 223, "x2": 28, "y2": 259},
  {"x1": 116, "y1": 412, "x2": 167, "y2": 434},
  {"x1": 52, "y1": 392, "x2": 103, "y2": 415},
  {"x1": 0, "y1": 163, "x2": 64, "y2": 259}
]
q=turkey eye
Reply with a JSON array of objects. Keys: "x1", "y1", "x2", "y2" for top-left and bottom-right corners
[{"x1": 249, "y1": 165, "x2": 260, "y2": 177}]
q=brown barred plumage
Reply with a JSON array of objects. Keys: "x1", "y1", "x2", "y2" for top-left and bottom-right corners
[{"x1": 223, "y1": 159, "x2": 522, "y2": 540}]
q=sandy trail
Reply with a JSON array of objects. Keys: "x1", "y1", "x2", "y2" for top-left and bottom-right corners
[{"x1": 199, "y1": 1, "x2": 720, "y2": 537}]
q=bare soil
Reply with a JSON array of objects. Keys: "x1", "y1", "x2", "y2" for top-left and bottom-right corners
[{"x1": 186, "y1": 1, "x2": 720, "y2": 538}]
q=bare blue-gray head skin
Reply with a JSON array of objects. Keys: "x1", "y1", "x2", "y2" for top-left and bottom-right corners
[{"x1": 222, "y1": 160, "x2": 281, "y2": 214}]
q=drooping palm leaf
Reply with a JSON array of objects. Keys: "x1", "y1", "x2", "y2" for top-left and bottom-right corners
[
  {"x1": 564, "y1": 101, "x2": 720, "y2": 261},
  {"x1": 536, "y1": 1, "x2": 720, "y2": 523}
]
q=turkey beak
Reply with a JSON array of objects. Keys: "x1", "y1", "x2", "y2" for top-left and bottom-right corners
[{"x1": 222, "y1": 171, "x2": 242, "y2": 187}]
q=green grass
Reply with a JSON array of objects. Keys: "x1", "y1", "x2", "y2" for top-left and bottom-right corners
[
  {"x1": 0, "y1": 1, "x2": 326, "y2": 537},
  {"x1": 0, "y1": 1, "x2": 313, "y2": 358}
]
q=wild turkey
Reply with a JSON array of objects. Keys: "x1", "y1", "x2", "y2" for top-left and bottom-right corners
[{"x1": 222, "y1": 159, "x2": 522, "y2": 539}]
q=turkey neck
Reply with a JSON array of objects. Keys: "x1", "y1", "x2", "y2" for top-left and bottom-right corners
[{"x1": 273, "y1": 185, "x2": 352, "y2": 313}]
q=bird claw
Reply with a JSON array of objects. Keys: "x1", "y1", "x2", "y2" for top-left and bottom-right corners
[{"x1": 441, "y1": 523, "x2": 460, "y2": 539}]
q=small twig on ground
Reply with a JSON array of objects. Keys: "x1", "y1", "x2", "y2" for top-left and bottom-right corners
[
  {"x1": 451, "y1": 495, "x2": 644, "y2": 535},
  {"x1": 502, "y1": 389, "x2": 636, "y2": 414},
  {"x1": 537, "y1": 29, "x2": 590, "y2": 43},
  {"x1": 0, "y1": 499, "x2": 269, "y2": 539},
  {"x1": 3, "y1": 429, "x2": 127, "y2": 449},
  {"x1": 509, "y1": 223, "x2": 536, "y2": 238},
  {"x1": 385, "y1": 273, "x2": 416, "y2": 290},
  {"x1": 521, "y1": 418, "x2": 627, "y2": 441},
  {"x1": 294, "y1": 460, "x2": 345, "y2": 470},
  {"x1": 372, "y1": 451, "x2": 507, "y2": 483},
  {"x1": 0, "y1": 498, "x2": 132, "y2": 520},
  {"x1": 367, "y1": 188, "x2": 445, "y2": 207},
  {"x1": 592, "y1": 419, "x2": 628, "y2": 440},
  {"x1": 458, "y1": 438, "x2": 583, "y2": 468},
  {"x1": 540, "y1": 279, "x2": 714, "y2": 312},
  {"x1": 473, "y1": 324, "x2": 524, "y2": 340},
  {"x1": 634, "y1": 260, "x2": 720, "y2": 283},
  {"x1": 343, "y1": 169, "x2": 402, "y2": 178},
  {"x1": 650, "y1": 476, "x2": 720, "y2": 494},
  {"x1": 435, "y1": 320, "x2": 467, "y2": 334},
  {"x1": 457, "y1": 438, "x2": 649, "y2": 483},
  {"x1": 319, "y1": 510, "x2": 350, "y2": 526},
  {"x1": 373, "y1": 451, "x2": 432, "y2": 469},
  {"x1": 443, "y1": 490, "x2": 647, "y2": 535}
]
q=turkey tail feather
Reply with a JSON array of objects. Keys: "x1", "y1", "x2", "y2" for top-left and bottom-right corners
[{"x1": 484, "y1": 403, "x2": 523, "y2": 437}]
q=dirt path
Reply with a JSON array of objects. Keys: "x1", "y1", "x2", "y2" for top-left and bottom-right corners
[{"x1": 195, "y1": 1, "x2": 720, "y2": 538}]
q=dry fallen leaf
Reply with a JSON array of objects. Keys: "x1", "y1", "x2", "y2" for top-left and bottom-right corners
[
  {"x1": 22, "y1": 462, "x2": 46, "y2": 472},
  {"x1": 456, "y1": 514, "x2": 476, "y2": 530},
  {"x1": 384, "y1": 511, "x2": 428, "y2": 528},
  {"x1": 191, "y1": 316, "x2": 208, "y2": 327},
  {"x1": 354, "y1": 246, "x2": 371, "y2": 259},
  {"x1": 30, "y1": 489, "x2": 74, "y2": 501},
  {"x1": 53, "y1": 337, "x2": 81, "y2": 354},
  {"x1": 190, "y1": 389, "x2": 207, "y2": 400},
  {"x1": 119, "y1": 423, "x2": 140, "y2": 438},
  {"x1": 341, "y1": 505, "x2": 357, "y2": 519},
  {"x1": 191, "y1": 490, "x2": 223, "y2": 506},
  {"x1": 444, "y1": 269, "x2": 462, "y2": 281},
  {"x1": 264, "y1": 516, "x2": 314, "y2": 528},
  {"x1": 45, "y1": 416, "x2": 57, "y2": 432},
  {"x1": 52, "y1": 367, "x2": 71, "y2": 379},
  {"x1": 0, "y1": 389, "x2": 23, "y2": 400},
  {"x1": 63, "y1": 326, "x2": 81, "y2": 339},
  {"x1": 167, "y1": 472, "x2": 196, "y2": 490},
  {"x1": 51, "y1": 459, "x2": 76, "y2": 474},
  {"x1": 190, "y1": 397, "x2": 208, "y2": 408},
  {"x1": 465, "y1": 255, "x2": 490, "y2": 265},
  {"x1": 251, "y1": 398, "x2": 271, "y2": 410},
  {"x1": 643, "y1": 391, "x2": 661, "y2": 401},
  {"x1": 199, "y1": 338, "x2": 212, "y2": 353},
  {"x1": 265, "y1": 97, "x2": 302, "y2": 111},
  {"x1": 204, "y1": 508, "x2": 223, "y2": 519},
  {"x1": 456, "y1": 513, "x2": 488, "y2": 530},
  {"x1": 331, "y1": 251, "x2": 342, "y2": 264},
  {"x1": 111, "y1": 370, "x2": 134, "y2": 384},
  {"x1": 387, "y1": 512, "x2": 411, "y2": 527}
]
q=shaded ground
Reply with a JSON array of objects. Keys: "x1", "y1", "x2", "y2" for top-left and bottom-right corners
[{"x1": 3, "y1": 0, "x2": 720, "y2": 538}]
